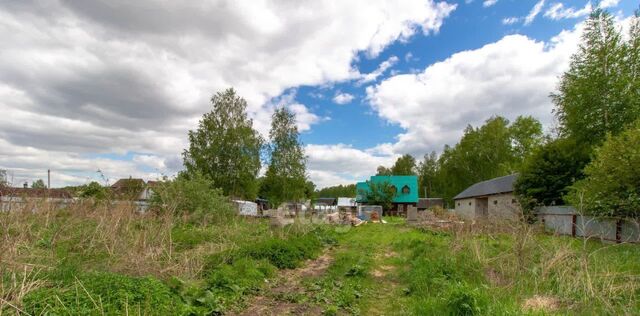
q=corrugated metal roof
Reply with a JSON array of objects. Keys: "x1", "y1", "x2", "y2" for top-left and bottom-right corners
[{"x1": 453, "y1": 174, "x2": 518, "y2": 200}]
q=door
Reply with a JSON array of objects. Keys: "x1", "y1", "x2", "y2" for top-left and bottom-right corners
[{"x1": 475, "y1": 197, "x2": 488, "y2": 218}]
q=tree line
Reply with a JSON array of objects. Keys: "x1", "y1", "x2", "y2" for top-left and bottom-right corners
[{"x1": 320, "y1": 8, "x2": 640, "y2": 218}]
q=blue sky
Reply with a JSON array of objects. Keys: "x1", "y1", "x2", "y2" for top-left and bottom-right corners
[{"x1": 0, "y1": 0, "x2": 636, "y2": 188}]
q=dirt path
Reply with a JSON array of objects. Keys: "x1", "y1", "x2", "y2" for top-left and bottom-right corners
[{"x1": 232, "y1": 250, "x2": 334, "y2": 316}]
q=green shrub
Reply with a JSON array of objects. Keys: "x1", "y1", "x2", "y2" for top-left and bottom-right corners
[
  {"x1": 150, "y1": 172, "x2": 235, "y2": 222},
  {"x1": 445, "y1": 282, "x2": 487, "y2": 316},
  {"x1": 23, "y1": 272, "x2": 186, "y2": 315},
  {"x1": 171, "y1": 225, "x2": 216, "y2": 251},
  {"x1": 567, "y1": 122, "x2": 640, "y2": 217}
]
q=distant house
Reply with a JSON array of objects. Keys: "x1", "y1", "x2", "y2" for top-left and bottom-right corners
[
  {"x1": 417, "y1": 198, "x2": 444, "y2": 211},
  {"x1": 0, "y1": 187, "x2": 73, "y2": 211},
  {"x1": 453, "y1": 174, "x2": 520, "y2": 220},
  {"x1": 356, "y1": 175, "x2": 419, "y2": 216},
  {"x1": 314, "y1": 197, "x2": 336, "y2": 213},
  {"x1": 111, "y1": 178, "x2": 149, "y2": 201}
]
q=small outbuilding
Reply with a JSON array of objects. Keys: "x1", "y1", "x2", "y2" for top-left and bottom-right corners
[{"x1": 453, "y1": 174, "x2": 520, "y2": 220}]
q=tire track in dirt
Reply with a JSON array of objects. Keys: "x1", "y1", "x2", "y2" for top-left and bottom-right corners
[{"x1": 232, "y1": 250, "x2": 334, "y2": 316}]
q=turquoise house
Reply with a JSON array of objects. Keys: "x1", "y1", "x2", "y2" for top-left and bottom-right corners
[{"x1": 356, "y1": 175, "x2": 419, "y2": 216}]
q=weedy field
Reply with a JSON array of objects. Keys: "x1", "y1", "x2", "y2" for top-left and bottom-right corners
[{"x1": 1, "y1": 204, "x2": 639, "y2": 315}]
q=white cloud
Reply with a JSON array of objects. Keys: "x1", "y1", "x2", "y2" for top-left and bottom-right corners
[
  {"x1": 544, "y1": 2, "x2": 592, "y2": 20},
  {"x1": 600, "y1": 0, "x2": 620, "y2": 8},
  {"x1": 483, "y1": 0, "x2": 499, "y2": 8},
  {"x1": 358, "y1": 56, "x2": 400, "y2": 84},
  {"x1": 305, "y1": 144, "x2": 397, "y2": 188},
  {"x1": 333, "y1": 93, "x2": 356, "y2": 105},
  {"x1": 525, "y1": 0, "x2": 546, "y2": 25},
  {"x1": 365, "y1": 23, "x2": 583, "y2": 156},
  {"x1": 502, "y1": 17, "x2": 520, "y2": 25},
  {"x1": 0, "y1": 1, "x2": 456, "y2": 186}
]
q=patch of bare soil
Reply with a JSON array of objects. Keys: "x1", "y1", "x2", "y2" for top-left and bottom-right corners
[
  {"x1": 372, "y1": 265, "x2": 394, "y2": 278},
  {"x1": 522, "y1": 295, "x2": 561, "y2": 312},
  {"x1": 232, "y1": 250, "x2": 334, "y2": 316}
]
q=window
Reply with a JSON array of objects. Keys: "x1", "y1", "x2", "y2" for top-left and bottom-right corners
[
  {"x1": 468, "y1": 202, "x2": 471, "y2": 206},
  {"x1": 390, "y1": 185, "x2": 397, "y2": 195},
  {"x1": 457, "y1": 202, "x2": 460, "y2": 206},
  {"x1": 511, "y1": 199, "x2": 517, "y2": 204},
  {"x1": 401, "y1": 185, "x2": 410, "y2": 194},
  {"x1": 493, "y1": 200, "x2": 498, "y2": 205}
]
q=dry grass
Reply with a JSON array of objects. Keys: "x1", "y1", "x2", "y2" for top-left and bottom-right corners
[{"x1": 421, "y1": 209, "x2": 640, "y2": 314}]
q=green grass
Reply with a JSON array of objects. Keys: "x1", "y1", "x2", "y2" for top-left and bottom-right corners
[
  {"x1": 295, "y1": 218, "x2": 640, "y2": 315},
  {"x1": 2, "y1": 207, "x2": 638, "y2": 315}
]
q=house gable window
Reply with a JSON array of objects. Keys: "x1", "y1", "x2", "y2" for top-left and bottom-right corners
[{"x1": 401, "y1": 185, "x2": 410, "y2": 195}]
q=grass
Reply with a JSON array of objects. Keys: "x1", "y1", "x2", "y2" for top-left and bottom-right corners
[
  {"x1": 0, "y1": 201, "x2": 335, "y2": 314},
  {"x1": 295, "y1": 218, "x2": 640, "y2": 315},
  {"x1": 1, "y1": 202, "x2": 639, "y2": 315}
]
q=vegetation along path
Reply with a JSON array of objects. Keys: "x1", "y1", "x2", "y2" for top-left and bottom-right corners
[{"x1": 235, "y1": 218, "x2": 640, "y2": 315}]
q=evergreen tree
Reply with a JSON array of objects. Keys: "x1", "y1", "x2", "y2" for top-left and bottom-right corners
[
  {"x1": 182, "y1": 88, "x2": 263, "y2": 199},
  {"x1": 262, "y1": 107, "x2": 308, "y2": 207}
]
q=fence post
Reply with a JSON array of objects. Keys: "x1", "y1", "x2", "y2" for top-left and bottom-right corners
[
  {"x1": 571, "y1": 214, "x2": 577, "y2": 237},
  {"x1": 616, "y1": 219, "x2": 622, "y2": 243}
]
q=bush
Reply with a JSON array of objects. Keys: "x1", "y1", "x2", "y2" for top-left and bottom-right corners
[
  {"x1": 150, "y1": 172, "x2": 235, "y2": 222},
  {"x1": 445, "y1": 282, "x2": 487, "y2": 316},
  {"x1": 23, "y1": 272, "x2": 186, "y2": 315},
  {"x1": 514, "y1": 137, "x2": 591, "y2": 214},
  {"x1": 567, "y1": 122, "x2": 640, "y2": 218}
]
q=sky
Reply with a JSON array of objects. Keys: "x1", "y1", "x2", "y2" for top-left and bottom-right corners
[{"x1": 0, "y1": 0, "x2": 637, "y2": 189}]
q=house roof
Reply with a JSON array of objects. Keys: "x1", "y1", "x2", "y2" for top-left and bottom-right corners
[
  {"x1": 453, "y1": 174, "x2": 518, "y2": 200},
  {"x1": 111, "y1": 178, "x2": 146, "y2": 200},
  {"x1": 356, "y1": 175, "x2": 419, "y2": 204},
  {"x1": 315, "y1": 197, "x2": 336, "y2": 205},
  {"x1": 0, "y1": 187, "x2": 73, "y2": 199}
]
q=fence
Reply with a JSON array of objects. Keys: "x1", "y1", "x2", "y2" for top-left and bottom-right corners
[{"x1": 536, "y1": 206, "x2": 640, "y2": 243}]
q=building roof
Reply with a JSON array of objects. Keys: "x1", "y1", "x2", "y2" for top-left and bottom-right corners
[
  {"x1": 0, "y1": 187, "x2": 73, "y2": 199},
  {"x1": 453, "y1": 174, "x2": 518, "y2": 200},
  {"x1": 111, "y1": 178, "x2": 146, "y2": 200},
  {"x1": 315, "y1": 197, "x2": 336, "y2": 205},
  {"x1": 356, "y1": 175, "x2": 419, "y2": 204}
]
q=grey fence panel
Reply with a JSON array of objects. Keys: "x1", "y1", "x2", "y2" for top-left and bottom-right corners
[
  {"x1": 536, "y1": 206, "x2": 640, "y2": 243},
  {"x1": 621, "y1": 220, "x2": 640, "y2": 243}
]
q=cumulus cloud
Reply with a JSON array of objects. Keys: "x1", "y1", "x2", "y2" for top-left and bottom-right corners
[
  {"x1": 525, "y1": 0, "x2": 546, "y2": 25},
  {"x1": 0, "y1": 0, "x2": 456, "y2": 186},
  {"x1": 483, "y1": 0, "x2": 498, "y2": 8},
  {"x1": 365, "y1": 23, "x2": 583, "y2": 156},
  {"x1": 333, "y1": 93, "x2": 356, "y2": 105},
  {"x1": 305, "y1": 144, "x2": 397, "y2": 188},
  {"x1": 600, "y1": 0, "x2": 620, "y2": 8},
  {"x1": 544, "y1": 2, "x2": 592, "y2": 20}
]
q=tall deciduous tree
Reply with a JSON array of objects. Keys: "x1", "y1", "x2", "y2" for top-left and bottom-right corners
[
  {"x1": 376, "y1": 166, "x2": 392, "y2": 176},
  {"x1": 262, "y1": 107, "x2": 308, "y2": 207},
  {"x1": 566, "y1": 121, "x2": 640, "y2": 218},
  {"x1": 552, "y1": 9, "x2": 638, "y2": 146},
  {"x1": 183, "y1": 88, "x2": 263, "y2": 199},
  {"x1": 418, "y1": 151, "x2": 439, "y2": 198},
  {"x1": 509, "y1": 115, "x2": 544, "y2": 164},
  {"x1": 391, "y1": 154, "x2": 417, "y2": 175}
]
